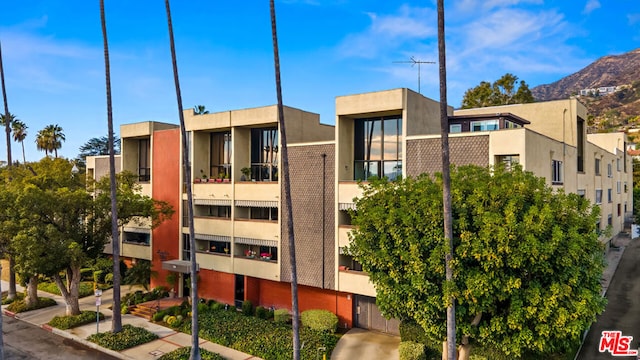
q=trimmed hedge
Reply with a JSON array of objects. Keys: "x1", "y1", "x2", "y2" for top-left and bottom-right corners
[
  {"x1": 399, "y1": 321, "x2": 428, "y2": 343},
  {"x1": 49, "y1": 311, "x2": 105, "y2": 330},
  {"x1": 301, "y1": 309, "x2": 338, "y2": 333},
  {"x1": 399, "y1": 341, "x2": 427, "y2": 360},
  {"x1": 6, "y1": 297, "x2": 57, "y2": 313},
  {"x1": 273, "y1": 309, "x2": 290, "y2": 323},
  {"x1": 37, "y1": 281, "x2": 95, "y2": 298},
  {"x1": 241, "y1": 300, "x2": 254, "y2": 316},
  {"x1": 87, "y1": 324, "x2": 158, "y2": 351},
  {"x1": 158, "y1": 347, "x2": 226, "y2": 360}
]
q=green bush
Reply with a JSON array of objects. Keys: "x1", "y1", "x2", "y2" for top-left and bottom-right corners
[
  {"x1": 104, "y1": 273, "x2": 114, "y2": 284},
  {"x1": 210, "y1": 302, "x2": 225, "y2": 311},
  {"x1": 198, "y1": 302, "x2": 209, "y2": 314},
  {"x1": 80, "y1": 268, "x2": 94, "y2": 281},
  {"x1": 399, "y1": 341, "x2": 427, "y2": 360},
  {"x1": 400, "y1": 320, "x2": 428, "y2": 343},
  {"x1": 1, "y1": 292, "x2": 24, "y2": 305},
  {"x1": 301, "y1": 309, "x2": 338, "y2": 333},
  {"x1": 153, "y1": 310, "x2": 167, "y2": 322},
  {"x1": 93, "y1": 270, "x2": 104, "y2": 284},
  {"x1": 158, "y1": 347, "x2": 225, "y2": 360},
  {"x1": 121, "y1": 304, "x2": 129, "y2": 314},
  {"x1": 255, "y1": 306, "x2": 268, "y2": 319},
  {"x1": 166, "y1": 316, "x2": 180, "y2": 327},
  {"x1": 7, "y1": 297, "x2": 57, "y2": 313},
  {"x1": 37, "y1": 281, "x2": 95, "y2": 298},
  {"x1": 49, "y1": 311, "x2": 105, "y2": 330},
  {"x1": 241, "y1": 300, "x2": 254, "y2": 316},
  {"x1": 87, "y1": 324, "x2": 158, "y2": 351},
  {"x1": 273, "y1": 309, "x2": 290, "y2": 323}
]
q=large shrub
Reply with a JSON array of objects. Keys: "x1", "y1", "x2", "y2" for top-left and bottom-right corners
[
  {"x1": 400, "y1": 320, "x2": 428, "y2": 343},
  {"x1": 399, "y1": 341, "x2": 426, "y2": 360},
  {"x1": 273, "y1": 309, "x2": 290, "y2": 323},
  {"x1": 87, "y1": 324, "x2": 158, "y2": 351},
  {"x1": 301, "y1": 309, "x2": 338, "y2": 333},
  {"x1": 7, "y1": 297, "x2": 57, "y2": 313},
  {"x1": 38, "y1": 281, "x2": 94, "y2": 298},
  {"x1": 241, "y1": 300, "x2": 254, "y2": 316}
]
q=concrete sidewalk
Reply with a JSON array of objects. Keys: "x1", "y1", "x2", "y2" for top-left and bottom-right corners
[{"x1": 1, "y1": 283, "x2": 260, "y2": 360}]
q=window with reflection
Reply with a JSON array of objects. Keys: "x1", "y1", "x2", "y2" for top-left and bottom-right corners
[
  {"x1": 251, "y1": 128, "x2": 278, "y2": 181},
  {"x1": 138, "y1": 138, "x2": 150, "y2": 182},
  {"x1": 354, "y1": 116, "x2": 402, "y2": 180},
  {"x1": 210, "y1": 131, "x2": 232, "y2": 179}
]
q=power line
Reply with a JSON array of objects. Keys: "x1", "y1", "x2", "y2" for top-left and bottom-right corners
[{"x1": 393, "y1": 56, "x2": 435, "y2": 94}]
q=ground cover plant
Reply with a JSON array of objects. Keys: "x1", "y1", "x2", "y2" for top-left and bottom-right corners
[
  {"x1": 87, "y1": 324, "x2": 158, "y2": 351},
  {"x1": 6, "y1": 297, "x2": 56, "y2": 313},
  {"x1": 48, "y1": 311, "x2": 105, "y2": 330},
  {"x1": 158, "y1": 347, "x2": 226, "y2": 360},
  {"x1": 38, "y1": 281, "x2": 95, "y2": 298},
  {"x1": 1, "y1": 292, "x2": 24, "y2": 305}
]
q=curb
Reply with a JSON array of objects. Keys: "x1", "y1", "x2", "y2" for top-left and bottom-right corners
[{"x1": 48, "y1": 326, "x2": 134, "y2": 360}]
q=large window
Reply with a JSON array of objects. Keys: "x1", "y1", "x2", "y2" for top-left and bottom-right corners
[
  {"x1": 496, "y1": 155, "x2": 519, "y2": 171},
  {"x1": 470, "y1": 119, "x2": 499, "y2": 132},
  {"x1": 251, "y1": 128, "x2": 278, "y2": 181},
  {"x1": 595, "y1": 189, "x2": 602, "y2": 204},
  {"x1": 595, "y1": 158, "x2": 601, "y2": 176},
  {"x1": 449, "y1": 124, "x2": 462, "y2": 133},
  {"x1": 354, "y1": 116, "x2": 402, "y2": 180},
  {"x1": 123, "y1": 231, "x2": 150, "y2": 246},
  {"x1": 211, "y1": 131, "x2": 232, "y2": 180},
  {"x1": 551, "y1": 160, "x2": 562, "y2": 185},
  {"x1": 577, "y1": 119, "x2": 584, "y2": 172},
  {"x1": 607, "y1": 163, "x2": 612, "y2": 177},
  {"x1": 138, "y1": 138, "x2": 150, "y2": 182}
]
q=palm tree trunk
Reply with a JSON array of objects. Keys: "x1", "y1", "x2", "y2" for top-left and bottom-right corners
[
  {"x1": 100, "y1": 0, "x2": 122, "y2": 333},
  {"x1": 437, "y1": 1, "x2": 456, "y2": 359},
  {"x1": 269, "y1": 2, "x2": 300, "y2": 359},
  {"x1": 21, "y1": 142, "x2": 25, "y2": 165},
  {"x1": 164, "y1": 2, "x2": 200, "y2": 359}
]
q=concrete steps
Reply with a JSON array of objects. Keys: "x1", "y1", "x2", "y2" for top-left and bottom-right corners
[{"x1": 129, "y1": 304, "x2": 156, "y2": 320}]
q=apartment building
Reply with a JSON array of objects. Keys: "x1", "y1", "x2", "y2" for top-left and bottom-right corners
[{"x1": 114, "y1": 88, "x2": 632, "y2": 335}]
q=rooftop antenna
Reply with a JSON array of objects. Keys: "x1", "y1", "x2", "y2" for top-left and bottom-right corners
[{"x1": 393, "y1": 56, "x2": 435, "y2": 94}]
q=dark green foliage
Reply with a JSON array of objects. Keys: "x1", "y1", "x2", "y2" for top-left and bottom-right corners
[
  {"x1": 104, "y1": 273, "x2": 114, "y2": 284},
  {"x1": 399, "y1": 341, "x2": 427, "y2": 360},
  {"x1": 198, "y1": 302, "x2": 209, "y2": 314},
  {"x1": 634, "y1": 187, "x2": 640, "y2": 223},
  {"x1": 349, "y1": 165, "x2": 607, "y2": 358},
  {"x1": 400, "y1": 320, "x2": 428, "y2": 343},
  {"x1": 273, "y1": 308, "x2": 290, "y2": 323},
  {"x1": 93, "y1": 270, "x2": 104, "y2": 284},
  {"x1": 153, "y1": 310, "x2": 168, "y2": 322},
  {"x1": 80, "y1": 268, "x2": 94, "y2": 281},
  {"x1": 87, "y1": 324, "x2": 158, "y2": 351},
  {"x1": 182, "y1": 309, "x2": 339, "y2": 360},
  {"x1": 158, "y1": 347, "x2": 225, "y2": 360},
  {"x1": 49, "y1": 311, "x2": 105, "y2": 330},
  {"x1": 301, "y1": 309, "x2": 338, "y2": 333},
  {"x1": 210, "y1": 302, "x2": 225, "y2": 311},
  {"x1": 7, "y1": 297, "x2": 56, "y2": 313},
  {"x1": 123, "y1": 259, "x2": 156, "y2": 291},
  {"x1": 121, "y1": 287, "x2": 166, "y2": 307},
  {"x1": 1, "y1": 292, "x2": 24, "y2": 305},
  {"x1": 255, "y1": 306, "x2": 269, "y2": 319},
  {"x1": 38, "y1": 281, "x2": 95, "y2": 298},
  {"x1": 241, "y1": 300, "x2": 253, "y2": 316}
]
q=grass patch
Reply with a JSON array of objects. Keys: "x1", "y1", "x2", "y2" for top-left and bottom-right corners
[
  {"x1": 49, "y1": 311, "x2": 105, "y2": 330},
  {"x1": 87, "y1": 324, "x2": 158, "y2": 351},
  {"x1": 180, "y1": 309, "x2": 339, "y2": 360},
  {"x1": 37, "y1": 281, "x2": 95, "y2": 298},
  {"x1": 1, "y1": 292, "x2": 24, "y2": 305},
  {"x1": 6, "y1": 297, "x2": 57, "y2": 313},
  {"x1": 158, "y1": 347, "x2": 226, "y2": 360}
]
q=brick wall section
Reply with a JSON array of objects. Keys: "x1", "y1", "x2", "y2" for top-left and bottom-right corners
[
  {"x1": 406, "y1": 136, "x2": 490, "y2": 177},
  {"x1": 198, "y1": 269, "x2": 235, "y2": 305},
  {"x1": 281, "y1": 144, "x2": 335, "y2": 290}
]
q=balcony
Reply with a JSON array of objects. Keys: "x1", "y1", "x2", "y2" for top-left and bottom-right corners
[
  {"x1": 192, "y1": 183, "x2": 232, "y2": 202},
  {"x1": 195, "y1": 251, "x2": 233, "y2": 273},
  {"x1": 338, "y1": 225, "x2": 353, "y2": 249},
  {"x1": 121, "y1": 242, "x2": 151, "y2": 260},
  {"x1": 233, "y1": 257, "x2": 279, "y2": 281},
  {"x1": 338, "y1": 181, "x2": 365, "y2": 208},
  {"x1": 234, "y1": 182, "x2": 279, "y2": 203},
  {"x1": 338, "y1": 269, "x2": 376, "y2": 297},
  {"x1": 234, "y1": 219, "x2": 279, "y2": 241},
  {"x1": 192, "y1": 217, "x2": 233, "y2": 237}
]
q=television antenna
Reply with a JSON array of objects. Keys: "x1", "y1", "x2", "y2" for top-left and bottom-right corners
[{"x1": 393, "y1": 56, "x2": 435, "y2": 94}]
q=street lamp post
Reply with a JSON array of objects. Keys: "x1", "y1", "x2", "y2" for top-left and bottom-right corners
[{"x1": 94, "y1": 289, "x2": 102, "y2": 333}]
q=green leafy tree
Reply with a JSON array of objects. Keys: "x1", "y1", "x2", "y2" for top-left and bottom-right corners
[
  {"x1": 193, "y1": 105, "x2": 209, "y2": 115},
  {"x1": 78, "y1": 135, "x2": 120, "y2": 160},
  {"x1": 11, "y1": 119, "x2": 27, "y2": 165},
  {"x1": 348, "y1": 165, "x2": 606, "y2": 359},
  {"x1": 35, "y1": 124, "x2": 65, "y2": 158},
  {"x1": 461, "y1": 73, "x2": 534, "y2": 109}
]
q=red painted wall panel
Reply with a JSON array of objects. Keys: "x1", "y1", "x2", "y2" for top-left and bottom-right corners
[{"x1": 198, "y1": 269, "x2": 235, "y2": 305}]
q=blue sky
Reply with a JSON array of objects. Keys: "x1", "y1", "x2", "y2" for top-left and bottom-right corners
[{"x1": 1, "y1": 0, "x2": 639, "y2": 161}]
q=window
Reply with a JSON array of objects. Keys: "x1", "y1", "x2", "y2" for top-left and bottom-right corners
[
  {"x1": 504, "y1": 120, "x2": 521, "y2": 129},
  {"x1": 196, "y1": 239, "x2": 230, "y2": 255},
  {"x1": 551, "y1": 160, "x2": 563, "y2": 185},
  {"x1": 617, "y1": 158, "x2": 621, "y2": 171},
  {"x1": 138, "y1": 138, "x2": 151, "y2": 182},
  {"x1": 207, "y1": 205, "x2": 231, "y2": 218},
  {"x1": 618, "y1": 204, "x2": 622, "y2": 217},
  {"x1": 250, "y1": 207, "x2": 278, "y2": 221},
  {"x1": 577, "y1": 119, "x2": 584, "y2": 172},
  {"x1": 625, "y1": 182, "x2": 628, "y2": 193},
  {"x1": 470, "y1": 119, "x2": 499, "y2": 132},
  {"x1": 123, "y1": 231, "x2": 150, "y2": 246},
  {"x1": 595, "y1": 158, "x2": 601, "y2": 175},
  {"x1": 607, "y1": 214, "x2": 613, "y2": 227},
  {"x1": 251, "y1": 128, "x2": 278, "y2": 181},
  {"x1": 354, "y1": 116, "x2": 402, "y2": 180},
  {"x1": 607, "y1": 188, "x2": 613, "y2": 203},
  {"x1": 595, "y1": 189, "x2": 602, "y2": 204},
  {"x1": 496, "y1": 155, "x2": 519, "y2": 170},
  {"x1": 577, "y1": 189, "x2": 586, "y2": 198},
  {"x1": 617, "y1": 181, "x2": 621, "y2": 194},
  {"x1": 449, "y1": 124, "x2": 462, "y2": 133},
  {"x1": 607, "y1": 163, "x2": 612, "y2": 177},
  {"x1": 210, "y1": 131, "x2": 232, "y2": 179}
]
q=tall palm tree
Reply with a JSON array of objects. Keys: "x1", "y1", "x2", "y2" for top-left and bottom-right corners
[
  {"x1": 11, "y1": 120, "x2": 27, "y2": 165},
  {"x1": 437, "y1": 1, "x2": 456, "y2": 359},
  {"x1": 100, "y1": 0, "x2": 123, "y2": 333},
  {"x1": 269, "y1": 2, "x2": 300, "y2": 359},
  {"x1": 44, "y1": 124, "x2": 65, "y2": 158},
  {"x1": 165, "y1": 1, "x2": 200, "y2": 359},
  {"x1": 35, "y1": 128, "x2": 51, "y2": 157}
]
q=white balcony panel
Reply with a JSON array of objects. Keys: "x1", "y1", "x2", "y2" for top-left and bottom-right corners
[
  {"x1": 192, "y1": 183, "x2": 232, "y2": 203},
  {"x1": 193, "y1": 217, "x2": 233, "y2": 237},
  {"x1": 234, "y1": 220, "x2": 279, "y2": 242},
  {"x1": 121, "y1": 242, "x2": 151, "y2": 260},
  {"x1": 234, "y1": 257, "x2": 279, "y2": 281},
  {"x1": 234, "y1": 182, "x2": 280, "y2": 202},
  {"x1": 338, "y1": 182, "x2": 364, "y2": 207},
  {"x1": 338, "y1": 270, "x2": 376, "y2": 297}
]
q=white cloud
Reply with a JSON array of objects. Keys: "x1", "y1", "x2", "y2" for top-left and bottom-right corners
[
  {"x1": 582, "y1": 0, "x2": 601, "y2": 15},
  {"x1": 336, "y1": 5, "x2": 436, "y2": 59}
]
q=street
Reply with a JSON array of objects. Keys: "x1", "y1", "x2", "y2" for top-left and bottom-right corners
[
  {"x1": 577, "y1": 238, "x2": 640, "y2": 359},
  {"x1": 1, "y1": 315, "x2": 118, "y2": 360}
]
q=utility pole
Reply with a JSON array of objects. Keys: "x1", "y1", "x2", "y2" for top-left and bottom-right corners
[{"x1": 393, "y1": 56, "x2": 435, "y2": 94}]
